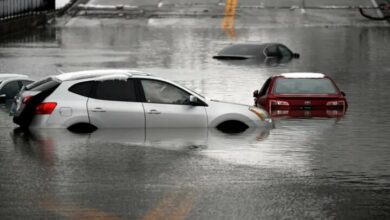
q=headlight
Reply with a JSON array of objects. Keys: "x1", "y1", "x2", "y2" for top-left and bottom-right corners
[{"x1": 249, "y1": 107, "x2": 270, "y2": 121}]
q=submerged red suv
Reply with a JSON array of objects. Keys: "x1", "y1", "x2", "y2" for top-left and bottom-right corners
[{"x1": 253, "y1": 73, "x2": 348, "y2": 118}]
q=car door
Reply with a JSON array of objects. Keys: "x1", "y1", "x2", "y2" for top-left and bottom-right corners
[
  {"x1": 257, "y1": 77, "x2": 272, "y2": 108},
  {"x1": 140, "y1": 79, "x2": 207, "y2": 128},
  {"x1": 87, "y1": 79, "x2": 145, "y2": 128}
]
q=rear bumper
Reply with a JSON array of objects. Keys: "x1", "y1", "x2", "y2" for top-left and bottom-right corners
[{"x1": 270, "y1": 109, "x2": 346, "y2": 118}]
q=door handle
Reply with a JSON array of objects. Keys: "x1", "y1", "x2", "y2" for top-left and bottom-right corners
[
  {"x1": 148, "y1": 109, "x2": 161, "y2": 114},
  {"x1": 91, "y1": 107, "x2": 106, "y2": 112}
]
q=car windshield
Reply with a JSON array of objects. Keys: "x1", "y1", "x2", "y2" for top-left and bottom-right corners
[
  {"x1": 181, "y1": 85, "x2": 205, "y2": 99},
  {"x1": 274, "y1": 78, "x2": 338, "y2": 94},
  {"x1": 219, "y1": 44, "x2": 262, "y2": 56}
]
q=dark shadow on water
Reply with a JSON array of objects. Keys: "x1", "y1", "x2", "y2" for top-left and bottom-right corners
[
  {"x1": 215, "y1": 56, "x2": 294, "y2": 67},
  {"x1": 0, "y1": 27, "x2": 59, "y2": 48}
]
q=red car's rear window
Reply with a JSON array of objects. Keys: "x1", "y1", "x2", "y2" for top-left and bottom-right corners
[{"x1": 274, "y1": 78, "x2": 338, "y2": 94}]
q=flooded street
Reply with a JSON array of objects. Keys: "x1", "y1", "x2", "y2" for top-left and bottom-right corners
[{"x1": 1, "y1": 4, "x2": 390, "y2": 219}]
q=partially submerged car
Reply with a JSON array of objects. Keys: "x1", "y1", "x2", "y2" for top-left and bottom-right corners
[
  {"x1": 11, "y1": 69, "x2": 273, "y2": 132},
  {"x1": 253, "y1": 73, "x2": 347, "y2": 118},
  {"x1": 213, "y1": 43, "x2": 300, "y2": 65},
  {"x1": 0, "y1": 74, "x2": 34, "y2": 103}
]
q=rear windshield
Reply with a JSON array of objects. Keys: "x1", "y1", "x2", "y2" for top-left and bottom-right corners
[
  {"x1": 219, "y1": 44, "x2": 262, "y2": 56},
  {"x1": 274, "y1": 78, "x2": 338, "y2": 94},
  {"x1": 26, "y1": 77, "x2": 60, "y2": 91}
]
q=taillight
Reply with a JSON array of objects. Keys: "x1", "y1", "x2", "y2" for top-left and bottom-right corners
[
  {"x1": 326, "y1": 100, "x2": 345, "y2": 107},
  {"x1": 35, "y1": 102, "x2": 57, "y2": 115},
  {"x1": 22, "y1": 96, "x2": 33, "y2": 104},
  {"x1": 270, "y1": 100, "x2": 289, "y2": 106},
  {"x1": 269, "y1": 100, "x2": 289, "y2": 112}
]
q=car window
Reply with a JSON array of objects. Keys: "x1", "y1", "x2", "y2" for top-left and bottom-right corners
[
  {"x1": 93, "y1": 79, "x2": 137, "y2": 102},
  {"x1": 0, "y1": 81, "x2": 20, "y2": 98},
  {"x1": 219, "y1": 44, "x2": 262, "y2": 56},
  {"x1": 274, "y1": 78, "x2": 338, "y2": 94},
  {"x1": 259, "y1": 78, "x2": 272, "y2": 96},
  {"x1": 264, "y1": 45, "x2": 280, "y2": 57},
  {"x1": 141, "y1": 80, "x2": 191, "y2": 105},
  {"x1": 20, "y1": 80, "x2": 34, "y2": 86},
  {"x1": 278, "y1": 45, "x2": 292, "y2": 56},
  {"x1": 69, "y1": 81, "x2": 94, "y2": 97}
]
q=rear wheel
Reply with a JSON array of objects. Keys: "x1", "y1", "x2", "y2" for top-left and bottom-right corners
[{"x1": 68, "y1": 123, "x2": 97, "y2": 133}]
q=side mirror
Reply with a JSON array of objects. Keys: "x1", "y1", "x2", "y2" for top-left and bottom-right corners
[
  {"x1": 253, "y1": 90, "x2": 259, "y2": 97},
  {"x1": 341, "y1": 91, "x2": 346, "y2": 96},
  {"x1": 189, "y1": 95, "x2": 198, "y2": 105},
  {"x1": 293, "y1": 53, "x2": 300, "y2": 58}
]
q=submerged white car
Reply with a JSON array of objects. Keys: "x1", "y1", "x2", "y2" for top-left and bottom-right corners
[
  {"x1": 0, "y1": 74, "x2": 34, "y2": 102},
  {"x1": 11, "y1": 69, "x2": 272, "y2": 132}
]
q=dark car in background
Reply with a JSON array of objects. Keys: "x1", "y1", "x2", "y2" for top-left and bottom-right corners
[
  {"x1": 0, "y1": 74, "x2": 34, "y2": 103},
  {"x1": 253, "y1": 73, "x2": 347, "y2": 118},
  {"x1": 213, "y1": 43, "x2": 300, "y2": 66}
]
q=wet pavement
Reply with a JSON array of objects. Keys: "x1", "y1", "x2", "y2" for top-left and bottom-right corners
[{"x1": 1, "y1": 1, "x2": 390, "y2": 219}]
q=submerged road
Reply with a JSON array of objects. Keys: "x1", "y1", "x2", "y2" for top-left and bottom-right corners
[{"x1": 1, "y1": 0, "x2": 390, "y2": 219}]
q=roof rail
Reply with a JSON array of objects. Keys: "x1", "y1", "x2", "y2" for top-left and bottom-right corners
[{"x1": 55, "y1": 69, "x2": 152, "y2": 81}]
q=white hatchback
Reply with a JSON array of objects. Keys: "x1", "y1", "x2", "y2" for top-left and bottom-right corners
[{"x1": 12, "y1": 69, "x2": 272, "y2": 132}]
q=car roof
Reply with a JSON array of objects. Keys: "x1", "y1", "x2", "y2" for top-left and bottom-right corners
[
  {"x1": 0, "y1": 74, "x2": 29, "y2": 80},
  {"x1": 215, "y1": 43, "x2": 288, "y2": 58},
  {"x1": 54, "y1": 69, "x2": 154, "y2": 82},
  {"x1": 278, "y1": 72, "x2": 326, "y2": 79}
]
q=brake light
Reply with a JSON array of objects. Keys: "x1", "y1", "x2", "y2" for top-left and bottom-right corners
[
  {"x1": 22, "y1": 96, "x2": 33, "y2": 104},
  {"x1": 35, "y1": 102, "x2": 57, "y2": 115},
  {"x1": 270, "y1": 100, "x2": 289, "y2": 106},
  {"x1": 269, "y1": 100, "x2": 289, "y2": 112},
  {"x1": 326, "y1": 100, "x2": 345, "y2": 106}
]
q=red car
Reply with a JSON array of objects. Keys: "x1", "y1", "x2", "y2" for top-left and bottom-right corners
[{"x1": 253, "y1": 73, "x2": 347, "y2": 118}]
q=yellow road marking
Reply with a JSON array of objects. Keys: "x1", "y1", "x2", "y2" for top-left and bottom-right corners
[
  {"x1": 142, "y1": 191, "x2": 198, "y2": 220},
  {"x1": 40, "y1": 199, "x2": 121, "y2": 220},
  {"x1": 222, "y1": 0, "x2": 238, "y2": 38}
]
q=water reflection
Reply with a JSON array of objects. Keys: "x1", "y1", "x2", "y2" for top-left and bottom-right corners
[
  {"x1": 11, "y1": 127, "x2": 270, "y2": 162},
  {"x1": 222, "y1": 0, "x2": 238, "y2": 38},
  {"x1": 0, "y1": 27, "x2": 59, "y2": 48}
]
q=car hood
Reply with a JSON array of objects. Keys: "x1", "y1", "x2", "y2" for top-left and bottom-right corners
[
  {"x1": 204, "y1": 99, "x2": 272, "y2": 128},
  {"x1": 208, "y1": 99, "x2": 252, "y2": 108}
]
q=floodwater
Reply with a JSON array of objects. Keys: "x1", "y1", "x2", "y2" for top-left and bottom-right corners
[{"x1": 1, "y1": 11, "x2": 390, "y2": 219}]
